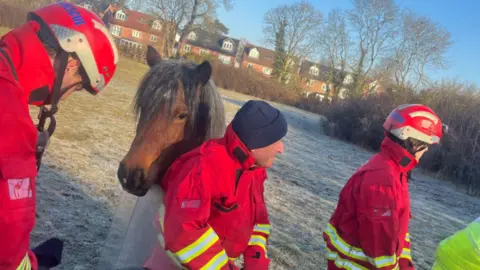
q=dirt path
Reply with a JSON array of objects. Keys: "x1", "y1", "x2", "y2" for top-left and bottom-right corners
[{"x1": 30, "y1": 59, "x2": 480, "y2": 270}]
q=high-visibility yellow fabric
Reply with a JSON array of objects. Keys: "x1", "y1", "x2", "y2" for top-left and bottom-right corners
[
  {"x1": 432, "y1": 217, "x2": 480, "y2": 270},
  {"x1": 15, "y1": 252, "x2": 31, "y2": 270}
]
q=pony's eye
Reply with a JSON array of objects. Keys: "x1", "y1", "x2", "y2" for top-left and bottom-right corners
[{"x1": 177, "y1": 113, "x2": 188, "y2": 120}]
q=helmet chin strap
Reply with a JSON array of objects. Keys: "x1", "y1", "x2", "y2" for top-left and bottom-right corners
[{"x1": 36, "y1": 51, "x2": 69, "y2": 171}]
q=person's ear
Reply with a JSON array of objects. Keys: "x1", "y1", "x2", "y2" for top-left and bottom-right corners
[{"x1": 66, "y1": 57, "x2": 81, "y2": 73}]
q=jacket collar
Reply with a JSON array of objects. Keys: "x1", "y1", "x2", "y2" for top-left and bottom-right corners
[
  {"x1": 0, "y1": 21, "x2": 55, "y2": 105},
  {"x1": 380, "y1": 136, "x2": 418, "y2": 173},
  {"x1": 223, "y1": 124, "x2": 256, "y2": 170}
]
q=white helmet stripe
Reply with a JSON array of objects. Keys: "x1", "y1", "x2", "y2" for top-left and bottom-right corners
[{"x1": 408, "y1": 111, "x2": 439, "y2": 124}]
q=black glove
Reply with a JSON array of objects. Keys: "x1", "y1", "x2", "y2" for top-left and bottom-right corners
[{"x1": 32, "y1": 238, "x2": 64, "y2": 269}]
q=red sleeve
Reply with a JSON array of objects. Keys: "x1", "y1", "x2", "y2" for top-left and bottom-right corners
[
  {"x1": 0, "y1": 80, "x2": 38, "y2": 270},
  {"x1": 399, "y1": 232, "x2": 414, "y2": 269},
  {"x1": 0, "y1": 79, "x2": 36, "y2": 157},
  {"x1": 163, "y1": 160, "x2": 238, "y2": 270},
  {"x1": 356, "y1": 171, "x2": 399, "y2": 270},
  {"x1": 243, "y1": 172, "x2": 270, "y2": 269}
]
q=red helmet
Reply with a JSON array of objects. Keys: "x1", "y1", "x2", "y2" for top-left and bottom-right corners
[
  {"x1": 28, "y1": 2, "x2": 119, "y2": 94},
  {"x1": 383, "y1": 104, "x2": 443, "y2": 145}
]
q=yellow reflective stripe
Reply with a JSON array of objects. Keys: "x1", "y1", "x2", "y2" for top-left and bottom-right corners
[
  {"x1": 326, "y1": 247, "x2": 369, "y2": 270},
  {"x1": 324, "y1": 223, "x2": 398, "y2": 268},
  {"x1": 175, "y1": 227, "x2": 220, "y2": 264},
  {"x1": 248, "y1": 235, "x2": 268, "y2": 258},
  {"x1": 158, "y1": 204, "x2": 166, "y2": 232},
  {"x1": 405, "y1": 233, "x2": 410, "y2": 242},
  {"x1": 25, "y1": 256, "x2": 31, "y2": 270},
  {"x1": 253, "y1": 224, "x2": 271, "y2": 235},
  {"x1": 199, "y1": 250, "x2": 228, "y2": 270},
  {"x1": 229, "y1": 256, "x2": 238, "y2": 261},
  {"x1": 16, "y1": 253, "x2": 30, "y2": 270},
  {"x1": 400, "y1": 248, "x2": 412, "y2": 261},
  {"x1": 248, "y1": 235, "x2": 267, "y2": 252}
]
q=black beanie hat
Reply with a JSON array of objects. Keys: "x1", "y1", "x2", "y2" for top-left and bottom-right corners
[{"x1": 231, "y1": 100, "x2": 288, "y2": 150}]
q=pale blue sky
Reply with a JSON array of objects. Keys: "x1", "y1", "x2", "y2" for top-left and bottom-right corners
[{"x1": 217, "y1": 0, "x2": 480, "y2": 85}]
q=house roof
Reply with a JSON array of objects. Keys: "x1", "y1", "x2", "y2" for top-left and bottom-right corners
[
  {"x1": 242, "y1": 45, "x2": 275, "y2": 68},
  {"x1": 299, "y1": 60, "x2": 330, "y2": 81},
  {"x1": 103, "y1": 4, "x2": 164, "y2": 35},
  {"x1": 184, "y1": 28, "x2": 240, "y2": 57}
]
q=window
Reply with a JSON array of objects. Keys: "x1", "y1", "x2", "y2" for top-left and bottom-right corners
[
  {"x1": 249, "y1": 48, "x2": 259, "y2": 58},
  {"x1": 310, "y1": 66, "x2": 319, "y2": 76},
  {"x1": 188, "y1": 32, "x2": 197, "y2": 40},
  {"x1": 183, "y1": 45, "x2": 191, "y2": 52},
  {"x1": 262, "y1": 67, "x2": 272, "y2": 75},
  {"x1": 110, "y1": 25, "x2": 121, "y2": 36},
  {"x1": 344, "y1": 75, "x2": 353, "y2": 84},
  {"x1": 285, "y1": 74, "x2": 292, "y2": 84},
  {"x1": 307, "y1": 79, "x2": 315, "y2": 87},
  {"x1": 132, "y1": 30, "x2": 141, "y2": 38},
  {"x1": 218, "y1": 54, "x2": 231, "y2": 64},
  {"x1": 116, "y1": 11, "x2": 126, "y2": 21},
  {"x1": 150, "y1": 35, "x2": 157, "y2": 42},
  {"x1": 247, "y1": 63, "x2": 254, "y2": 69},
  {"x1": 322, "y1": 84, "x2": 328, "y2": 92},
  {"x1": 120, "y1": 39, "x2": 142, "y2": 49},
  {"x1": 81, "y1": 3, "x2": 92, "y2": 10},
  {"x1": 152, "y1": 20, "x2": 162, "y2": 30},
  {"x1": 286, "y1": 59, "x2": 295, "y2": 68},
  {"x1": 200, "y1": 49, "x2": 209, "y2": 56},
  {"x1": 222, "y1": 41, "x2": 233, "y2": 51}
]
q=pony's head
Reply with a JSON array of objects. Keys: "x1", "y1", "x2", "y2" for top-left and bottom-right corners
[{"x1": 118, "y1": 46, "x2": 225, "y2": 196}]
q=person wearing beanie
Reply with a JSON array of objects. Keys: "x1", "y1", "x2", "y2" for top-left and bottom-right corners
[{"x1": 144, "y1": 100, "x2": 288, "y2": 270}]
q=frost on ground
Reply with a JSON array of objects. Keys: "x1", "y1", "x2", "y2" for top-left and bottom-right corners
[{"x1": 29, "y1": 58, "x2": 480, "y2": 270}]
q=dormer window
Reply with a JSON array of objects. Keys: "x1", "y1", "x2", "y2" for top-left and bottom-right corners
[
  {"x1": 152, "y1": 20, "x2": 162, "y2": 30},
  {"x1": 286, "y1": 58, "x2": 295, "y2": 68},
  {"x1": 249, "y1": 48, "x2": 259, "y2": 58},
  {"x1": 310, "y1": 66, "x2": 319, "y2": 76},
  {"x1": 116, "y1": 10, "x2": 127, "y2": 20},
  {"x1": 188, "y1": 31, "x2": 197, "y2": 40},
  {"x1": 222, "y1": 40, "x2": 233, "y2": 51}
]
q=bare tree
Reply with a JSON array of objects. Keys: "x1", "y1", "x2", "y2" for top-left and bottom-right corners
[
  {"x1": 262, "y1": 0, "x2": 323, "y2": 71},
  {"x1": 318, "y1": 9, "x2": 351, "y2": 100},
  {"x1": 392, "y1": 10, "x2": 452, "y2": 90},
  {"x1": 142, "y1": 0, "x2": 188, "y2": 57},
  {"x1": 347, "y1": 0, "x2": 399, "y2": 96},
  {"x1": 140, "y1": 0, "x2": 232, "y2": 58},
  {"x1": 174, "y1": 0, "x2": 233, "y2": 57}
]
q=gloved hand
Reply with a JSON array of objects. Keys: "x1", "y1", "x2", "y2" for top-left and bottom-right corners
[{"x1": 399, "y1": 259, "x2": 415, "y2": 270}]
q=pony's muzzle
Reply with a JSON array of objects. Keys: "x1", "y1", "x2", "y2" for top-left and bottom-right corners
[{"x1": 117, "y1": 162, "x2": 149, "y2": 196}]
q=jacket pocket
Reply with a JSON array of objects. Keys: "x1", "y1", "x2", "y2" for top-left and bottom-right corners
[{"x1": 0, "y1": 155, "x2": 37, "y2": 226}]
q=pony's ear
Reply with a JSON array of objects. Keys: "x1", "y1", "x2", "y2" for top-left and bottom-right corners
[
  {"x1": 146, "y1": 45, "x2": 162, "y2": 67},
  {"x1": 195, "y1": 61, "x2": 212, "y2": 86}
]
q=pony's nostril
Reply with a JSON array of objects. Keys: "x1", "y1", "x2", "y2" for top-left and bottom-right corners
[
  {"x1": 117, "y1": 162, "x2": 129, "y2": 187},
  {"x1": 132, "y1": 169, "x2": 146, "y2": 189}
]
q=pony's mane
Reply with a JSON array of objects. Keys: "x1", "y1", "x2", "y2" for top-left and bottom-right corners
[{"x1": 134, "y1": 58, "x2": 225, "y2": 140}]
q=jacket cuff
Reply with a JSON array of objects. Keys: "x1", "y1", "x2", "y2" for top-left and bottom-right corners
[{"x1": 243, "y1": 246, "x2": 270, "y2": 270}]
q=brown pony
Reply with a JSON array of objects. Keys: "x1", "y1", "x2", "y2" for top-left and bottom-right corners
[{"x1": 117, "y1": 45, "x2": 226, "y2": 196}]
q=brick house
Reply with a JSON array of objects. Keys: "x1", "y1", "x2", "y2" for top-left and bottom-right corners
[
  {"x1": 179, "y1": 28, "x2": 243, "y2": 66},
  {"x1": 101, "y1": 4, "x2": 167, "y2": 52},
  {"x1": 298, "y1": 60, "x2": 333, "y2": 101},
  {"x1": 241, "y1": 45, "x2": 275, "y2": 77}
]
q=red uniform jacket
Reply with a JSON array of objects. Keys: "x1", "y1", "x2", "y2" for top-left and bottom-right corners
[
  {"x1": 323, "y1": 137, "x2": 416, "y2": 270},
  {"x1": 160, "y1": 124, "x2": 271, "y2": 270},
  {"x1": 0, "y1": 22, "x2": 56, "y2": 270}
]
